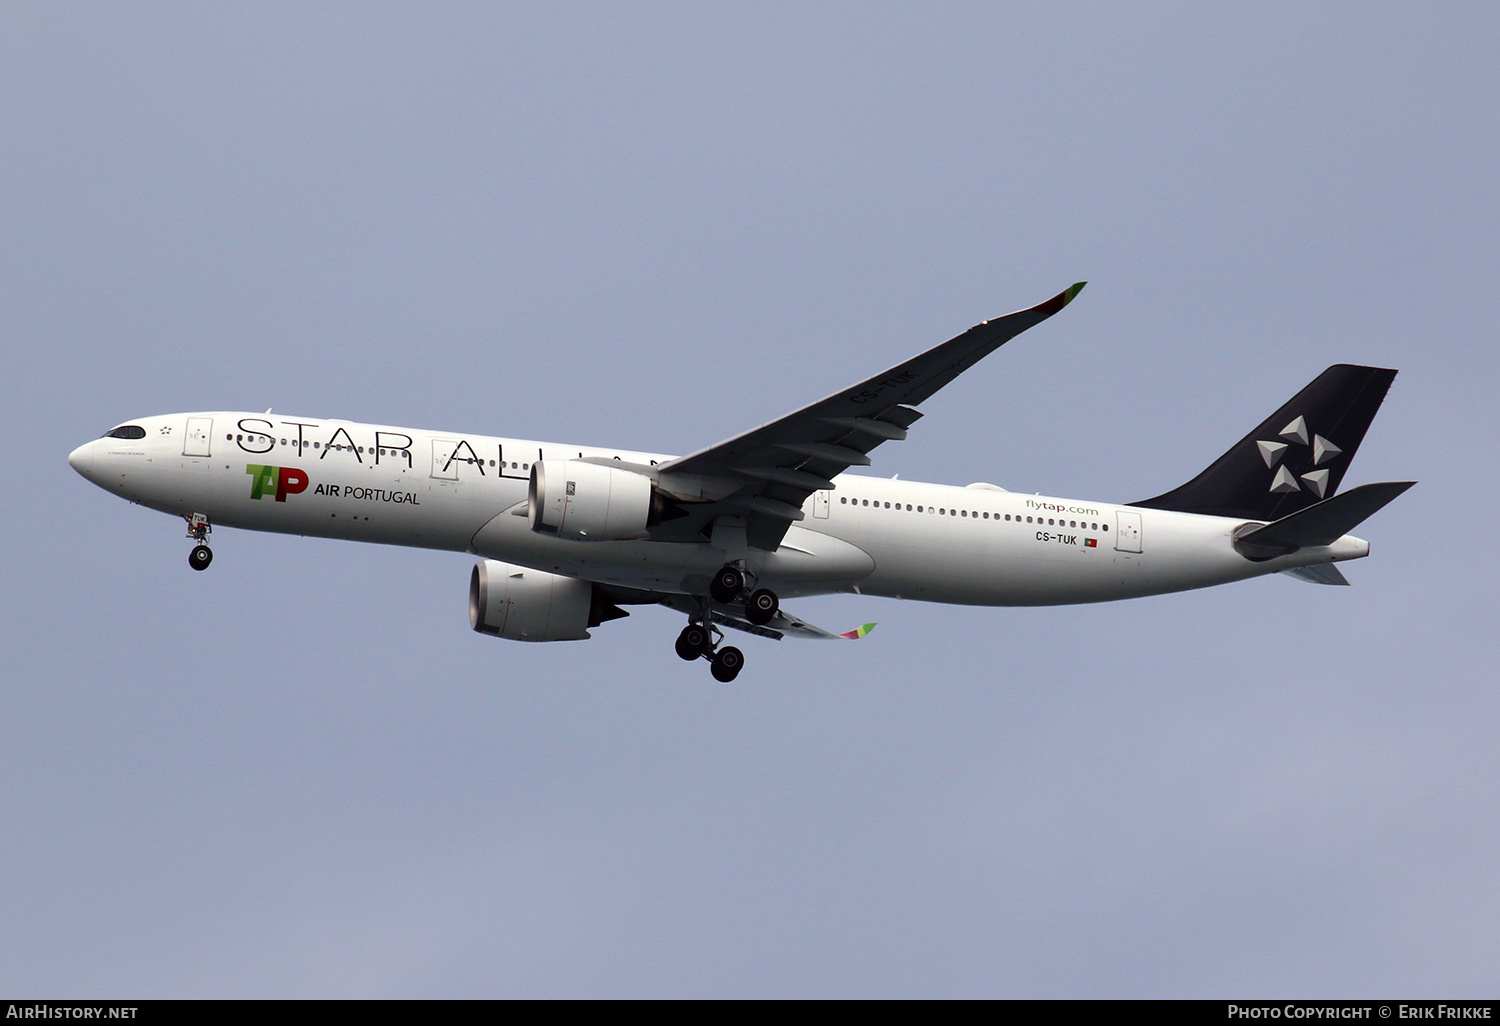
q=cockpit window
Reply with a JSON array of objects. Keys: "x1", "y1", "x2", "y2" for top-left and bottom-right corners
[{"x1": 103, "y1": 425, "x2": 146, "y2": 440}]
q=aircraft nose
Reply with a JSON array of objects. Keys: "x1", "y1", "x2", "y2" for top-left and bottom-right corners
[{"x1": 68, "y1": 441, "x2": 94, "y2": 478}]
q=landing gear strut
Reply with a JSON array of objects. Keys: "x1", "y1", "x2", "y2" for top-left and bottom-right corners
[
  {"x1": 674, "y1": 620, "x2": 744, "y2": 682},
  {"x1": 184, "y1": 513, "x2": 213, "y2": 571}
]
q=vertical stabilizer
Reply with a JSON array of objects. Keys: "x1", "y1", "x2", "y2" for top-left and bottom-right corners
[{"x1": 1131, "y1": 364, "x2": 1397, "y2": 521}]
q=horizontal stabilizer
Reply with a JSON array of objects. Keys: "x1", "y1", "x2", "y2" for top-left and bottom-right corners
[
  {"x1": 1280, "y1": 564, "x2": 1350, "y2": 586},
  {"x1": 1236, "y1": 481, "x2": 1415, "y2": 558}
]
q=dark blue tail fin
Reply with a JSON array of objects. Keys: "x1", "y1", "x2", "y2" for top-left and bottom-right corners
[{"x1": 1131, "y1": 364, "x2": 1397, "y2": 521}]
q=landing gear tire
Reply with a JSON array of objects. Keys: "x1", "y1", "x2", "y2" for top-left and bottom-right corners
[
  {"x1": 189, "y1": 544, "x2": 213, "y2": 571},
  {"x1": 709, "y1": 565, "x2": 744, "y2": 604},
  {"x1": 676, "y1": 624, "x2": 711, "y2": 661},
  {"x1": 745, "y1": 588, "x2": 779, "y2": 625},
  {"x1": 710, "y1": 646, "x2": 744, "y2": 683}
]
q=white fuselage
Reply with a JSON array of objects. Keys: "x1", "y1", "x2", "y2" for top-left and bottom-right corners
[{"x1": 68, "y1": 412, "x2": 1370, "y2": 605}]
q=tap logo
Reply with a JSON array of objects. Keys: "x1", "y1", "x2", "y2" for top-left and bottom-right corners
[{"x1": 247, "y1": 464, "x2": 309, "y2": 502}]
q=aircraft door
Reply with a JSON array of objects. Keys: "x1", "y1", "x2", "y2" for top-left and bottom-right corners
[
  {"x1": 813, "y1": 490, "x2": 830, "y2": 518},
  {"x1": 1115, "y1": 510, "x2": 1143, "y2": 553},
  {"x1": 431, "y1": 439, "x2": 459, "y2": 480},
  {"x1": 183, "y1": 417, "x2": 213, "y2": 457}
]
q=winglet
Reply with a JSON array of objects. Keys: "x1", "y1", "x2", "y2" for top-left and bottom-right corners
[
  {"x1": 839, "y1": 623, "x2": 877, "y2": 640},
  {"x1": 1030, "y1": 281, "x2": 1087, "y2": 319}
]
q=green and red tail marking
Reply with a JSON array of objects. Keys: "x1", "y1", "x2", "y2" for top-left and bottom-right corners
[{"x1": 840, "y1": 623, "x2": 877, "y2": 640}]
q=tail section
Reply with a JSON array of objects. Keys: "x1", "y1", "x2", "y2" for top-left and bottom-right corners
[{"x1": 1131, "y1": 364, "x2": 1398, "y2": 521}]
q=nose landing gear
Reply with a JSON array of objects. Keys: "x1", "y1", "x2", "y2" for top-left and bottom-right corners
[
  {"x1": 184, "y1": 513, "x2": 213, "y2": 571},
  {"x1": 674, "y1": 621, "x2": 744, "y2": 682}
]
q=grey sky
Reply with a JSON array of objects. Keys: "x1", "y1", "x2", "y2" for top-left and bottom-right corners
[{"x1": 2, "y1": 2, "x2": 1496, "y2": 997}]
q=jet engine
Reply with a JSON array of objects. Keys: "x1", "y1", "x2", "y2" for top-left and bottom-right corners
[
  {"x1": 528, "y1": 459, "x2": 667, "y2": 541},
  {"x1": 469, "y1": 560, "x2": 595, "y2": 642}
]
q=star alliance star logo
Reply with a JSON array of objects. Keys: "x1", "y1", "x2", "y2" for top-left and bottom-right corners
[
  {"x1": 1256, "y1": 415, "x2": 1341, "y2": 497},
  {"x1": 159, "y1": 426, "x2": 172, "y2": 435}
]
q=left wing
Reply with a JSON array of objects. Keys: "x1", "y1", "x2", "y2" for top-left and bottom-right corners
[
  {"x1": 658, "y1": 594, "x2": 875, "y2": 641},
  {"x1": 658, "y1": 283, "x2": 1086, "y2": 549}
]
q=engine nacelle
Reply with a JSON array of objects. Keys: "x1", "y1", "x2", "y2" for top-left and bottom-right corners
[
  {"x1": 468, "y1": 560, "x2": 593, "y2": 642},
  {"x1": 528, "y1": 459, "x2": 655, "y2": 541}
]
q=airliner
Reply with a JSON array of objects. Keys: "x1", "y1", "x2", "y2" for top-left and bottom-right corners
[{"x1": 68, "y1": 284, "x2": 1412, "y2": 681}]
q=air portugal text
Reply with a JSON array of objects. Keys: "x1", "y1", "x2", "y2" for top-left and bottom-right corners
[{"x1": 247, "y1": 466, "x2": 420, "y2": 506}]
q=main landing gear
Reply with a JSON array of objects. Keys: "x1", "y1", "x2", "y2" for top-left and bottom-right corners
[
  {"x1": 184, "y1": 513, "x2": 213, "y2": 571},
  {"x1": 708, "y1": 563, "x2": 780, "y2": 626},
  {"x1": 674, "y1": 622, "x2": 744, "y2": 683},
  {"x1": 675, "y1": 563, "x2": 782, "y2": 681}
]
